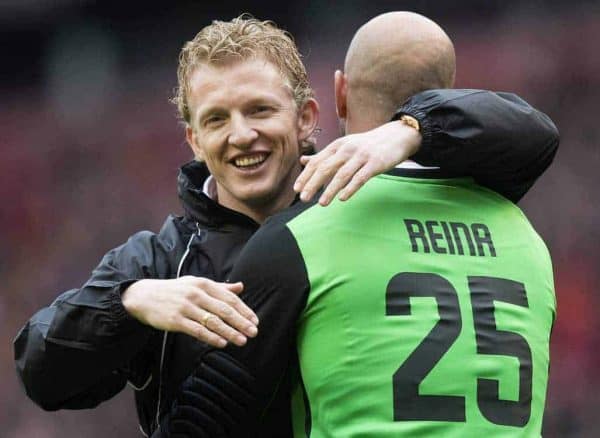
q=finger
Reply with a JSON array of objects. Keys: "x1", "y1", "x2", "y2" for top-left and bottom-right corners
[
  {"x1": 190, "y1": 278, "x2": 257, "y2": 325},
  {"x1": 186, "y1": 305, "x2": 250, "y2": 346},
  {"x1": 202, "y1": 296, "x2": 257, "y2": 342},
  {"x1": 294, "y1": 154, "x2": 320, "y2": 193},
  {"x1": 205, "y1": 282, "x2": 259, "y2": 327},
  {"x1": 293, "y1": 146, "x2": 333, "y2": 194},
  {"x1": 318, "y1": 156, "x2": 365, "y2": 206},
  {"x1": 224, "y1": 281, "x2": 244, "y2": 294},
  {"x1": 299, "y1": 155, "x2": 311, "y2": 165},
  {"x1": 300, "y1": 153, "x2": 346, "y2": 202},
  {"x1": 179, "y1": 318, "x2": 228, "y2": 348},
  {"x1": 338, "y1": 164, "x2": 375, "y2": 202}
]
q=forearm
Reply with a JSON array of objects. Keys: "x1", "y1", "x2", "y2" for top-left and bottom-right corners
[
  {"x1": 14, "y1": 283, "x2": 152, "y2": 410},
  {"x1": 13, "y1": 226, "x2": 184, "y2": 409}
]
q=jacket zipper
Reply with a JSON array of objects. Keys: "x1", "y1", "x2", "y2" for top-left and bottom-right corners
[{"x1": 154, "y1": 224, "x2": 201, "y2": 433}]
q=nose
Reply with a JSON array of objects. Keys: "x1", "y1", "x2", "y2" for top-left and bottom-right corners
[{"x1": 228, "y1": 114, "x2": 258, "y2": 149}]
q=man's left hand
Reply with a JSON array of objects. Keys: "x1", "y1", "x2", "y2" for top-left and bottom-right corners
[{"x1": 293, "y1": 120, "x2": 422, "y2": 206}]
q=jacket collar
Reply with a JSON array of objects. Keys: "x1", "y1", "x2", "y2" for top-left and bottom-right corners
[{"x1": 177, "y1": 160, "x2": 260, "y2": 229}]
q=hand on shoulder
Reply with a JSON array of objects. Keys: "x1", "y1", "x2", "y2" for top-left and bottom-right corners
[{"x1": 121, "y1": 276, "x2": 259, "y2": 348}]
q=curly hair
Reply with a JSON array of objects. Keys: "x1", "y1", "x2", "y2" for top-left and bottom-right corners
[{"x1": 173, "y1": 14, "x2": 314, "y2": 126}]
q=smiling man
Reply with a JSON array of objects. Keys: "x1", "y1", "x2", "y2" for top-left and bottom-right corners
[
  {"x1": 14, "y1": 15, "x2": 558, "y2": 438},
  {"x1": 184, "y1": 57, "x2": 318, "y2": 223}
]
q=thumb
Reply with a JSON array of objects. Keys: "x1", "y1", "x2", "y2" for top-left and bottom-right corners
[
  {"x1": 225, "y1": 281, "x2": 244, "y2": 294},
  {"x1": 299, "y1": 155, "x2": 311, "y2": 165}
]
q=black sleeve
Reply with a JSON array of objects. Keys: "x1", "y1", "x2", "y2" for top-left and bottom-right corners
[
  {"x1": 227, "y1": 221, "x2": 309, "y2": 402},
  {"x1": 394, "y1": 89, "x2": 560, "y2": 202},
  {"x1": 162, "y1": 215, "x2": 310, "y2": 437},
  {"x1": 13, "y1": 222, "x2": 181, "y2": 411}
]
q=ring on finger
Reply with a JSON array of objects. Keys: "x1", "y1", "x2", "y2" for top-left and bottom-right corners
[{"x1": 201, "y1": 312, "x2": 214, "y2": 327}]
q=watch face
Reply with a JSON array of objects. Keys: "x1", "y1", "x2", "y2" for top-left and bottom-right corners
[{"x1": 401, "y1": 115, "x2": 420, "y2": 132}]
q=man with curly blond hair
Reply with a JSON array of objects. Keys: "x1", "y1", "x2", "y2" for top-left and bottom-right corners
[
  {"x1": 174, "y1": 16, "x2": 314, "y2": 126},
  {"x1": 15, "y1": 14, "x2": 558, "y2": 437}
]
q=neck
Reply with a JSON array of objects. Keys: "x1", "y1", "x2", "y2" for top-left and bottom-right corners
[
  {"x1": 215, "y1": 168, "x2": 300, "y2": 224},
  {"x1": 345, "y1": 106, "x2": 389, "y2": 134},
  {"x1": 218, "y1": 189, "x2": 296, "y2": 224}
]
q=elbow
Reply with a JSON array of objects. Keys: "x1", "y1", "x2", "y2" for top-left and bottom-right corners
[
  {"x1": 31, "y1": 395, "x2": 63, "y2": 412},
  {"x1": 15, "y1": 365, "x2": 63, "y2": 411},
  {"x1": 540, "y1": 121, "x2": 559, "y2": 170},
  {"x1": 549, "y1": 123, "x2": 560, "y2": 157},
  {"x1": 14, "y1": 326, "x2": 65, "y2": 411},
  {"x1": 15, "y1": 360, "x2": 101, "y2": 411},
  {"x1": 544, "y1": 110, "x2": 560, "y2": 144},
  {"x1": 540, "y1": 112, "x2": 560, "y2": 159}
]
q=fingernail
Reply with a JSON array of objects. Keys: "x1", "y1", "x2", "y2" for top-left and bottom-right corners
[
  {"x1": 301, "y1": 191, "x2": 309, "y2": 201},
  {"x1": 236, "y1": 335, "x2": 247, "y2": 345},
  {"x1": 217, "y1": 339, "x2": 227, "y2": 348},
  {"x1": 247, "y1": 326, "x2": 258, "y2": 337},
  {"x1": 251, "y1": 315, "x2": 259, "y2": 325}
]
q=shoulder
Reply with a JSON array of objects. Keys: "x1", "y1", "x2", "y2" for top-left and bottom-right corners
[
  {"x1": 229, "y1": 201, "x2": 316, "y2": 287},
  {"x1": 266, "y1": 197, "x2": 319, "y2": 228},
  {"x1": 242, "y1": 198, "x2": 318, "y2": 250},
  {"x1": 98, "y1": 215, "x2": 191, "y2": 278},
  {"x1": 230, "y1": 208, "x2": 312, "y2": 314},
  {"x1": 126, "y1": 215, "x2": 194, "y2": 253},
  {"x1": 157, "y1": 214, "x2": 195, "y2": 251}
]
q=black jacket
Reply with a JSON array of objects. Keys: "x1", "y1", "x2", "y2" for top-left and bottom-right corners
[{"x1": 13, "y1": 89, "x2": 559, "y2": 436}]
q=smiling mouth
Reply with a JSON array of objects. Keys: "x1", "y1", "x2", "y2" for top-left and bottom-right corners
[{"x1": 232, "y1": 153, "x2": 269, "y2": 169}]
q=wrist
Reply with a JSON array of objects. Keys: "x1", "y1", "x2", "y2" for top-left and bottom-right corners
[
  {"x1": 121, "y1": 280, "x2": 146, "y2": 316},
  {"x1": 393, "y1": 106, "x2": 435, "y2": 164},
  {"x1": 398, "y1": 115, "x2": 422, "y2": 156},
  {"x1": 399, "y1": 114, "x2": 420, "y2": 132}
]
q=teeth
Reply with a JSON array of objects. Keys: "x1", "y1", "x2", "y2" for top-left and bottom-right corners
[{"x1": 234, "y1": 154, "x2": 267, "y2": 167}]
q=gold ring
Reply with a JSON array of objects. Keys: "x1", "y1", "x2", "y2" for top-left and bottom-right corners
[{"x1": 201, "y1": 313, "x2": 214, "y2": 327}]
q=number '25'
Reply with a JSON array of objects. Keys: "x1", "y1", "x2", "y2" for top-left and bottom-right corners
[{"x1": 386, "y1": 273, "x2": 532, "y2": 427}]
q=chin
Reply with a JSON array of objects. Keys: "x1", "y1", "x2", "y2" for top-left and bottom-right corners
[{"x1": 236, "y1": 186, "x2": 277, "y2": 204}]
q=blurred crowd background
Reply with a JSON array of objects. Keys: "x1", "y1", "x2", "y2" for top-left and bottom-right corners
[{"x1": 1, "y1": 0, "x2": 599, "y2": 436}]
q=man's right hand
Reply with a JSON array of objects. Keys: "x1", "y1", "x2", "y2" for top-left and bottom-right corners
[
  {"x1": 121, "y1": 276, "x2": 258, "y2": 348},
  {"x1": 294, "y1": 119, "x2": 422, "y2": 206}
]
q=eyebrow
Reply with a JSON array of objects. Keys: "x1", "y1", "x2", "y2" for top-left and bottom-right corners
[
  {"x1": 243, "y1": 96, "x2": 281, "y2": 108},
  {"x1": 198, "y1": 106, "x2": 226, "y2": 118}
]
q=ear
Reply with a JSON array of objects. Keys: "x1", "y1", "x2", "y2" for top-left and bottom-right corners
[
  {"x1": 334, "y1": 69, "x2": 347, "y2": 119},
  {"x1": 186, "y1": 125, "x2": 205, "y2": 161},
  {"x1": 296, "y1": 97, "x2": 320, "y2": 143}
]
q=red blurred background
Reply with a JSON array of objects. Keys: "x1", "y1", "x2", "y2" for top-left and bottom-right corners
[{"x1": 1, "y1": 1, "x2": 598, "y2": 436}]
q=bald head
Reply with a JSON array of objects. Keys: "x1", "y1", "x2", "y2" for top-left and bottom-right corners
[{"x1": 339, "y1": 12, "x2": 455, "y2": 133}]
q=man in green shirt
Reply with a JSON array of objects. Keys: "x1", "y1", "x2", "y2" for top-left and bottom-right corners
[{"x1": 161, "y1": 12, "x2": 555, "y2": 437}]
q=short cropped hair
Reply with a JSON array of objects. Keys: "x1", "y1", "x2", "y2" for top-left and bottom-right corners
[{"x1": 174, "y1": 15, "x2": 314, "y2": 125}]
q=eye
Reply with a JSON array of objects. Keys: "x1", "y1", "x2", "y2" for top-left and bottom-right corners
[
  {"x1": 203, "y1": 114, "x2": 226, "y2": 128},
  {"x1": 251, "y1": 105, "x2": 274, "y2": 116}
]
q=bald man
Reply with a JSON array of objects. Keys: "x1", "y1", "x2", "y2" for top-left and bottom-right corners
[
  {"x1": 160, "y1": 12, "x2": 555, "y2": 437},
  {"x1": 339, "y1": 12, "x2": 455, "y2": 132}
]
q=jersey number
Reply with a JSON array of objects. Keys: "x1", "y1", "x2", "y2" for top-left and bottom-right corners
[{"x1": 385, "y1": 273, "x2": 532, "y2": 427}]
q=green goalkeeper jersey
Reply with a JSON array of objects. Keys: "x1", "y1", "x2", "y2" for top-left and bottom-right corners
[{"x1": 225, "y1": 167, "x2": 555, "y2": 437}]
